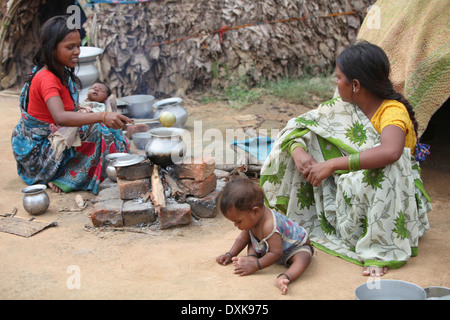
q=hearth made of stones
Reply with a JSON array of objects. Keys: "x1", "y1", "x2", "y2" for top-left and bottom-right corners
[{"x1": 90, "y1": 156, "x2": 227, "y2": 229}]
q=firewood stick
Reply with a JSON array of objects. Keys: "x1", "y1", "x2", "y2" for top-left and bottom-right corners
[
  {"x1": 163, "y1": 172, "x2": 186, "y2": 198},
  {"x1": 150, "y1": 165, "x2": 166, "y2": 214}
]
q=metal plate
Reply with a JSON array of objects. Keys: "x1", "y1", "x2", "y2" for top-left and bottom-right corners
[{"x1": 111, "y1": 154, "x2": 147, "y2": 167}]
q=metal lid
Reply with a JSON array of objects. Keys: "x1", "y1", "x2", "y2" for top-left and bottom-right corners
[
  {"x1": 153, "y1": 97, "x2": 182, "y2": 109},
  {"x1": 111, "y1": 154, "x2": 147, "y2": 167}
]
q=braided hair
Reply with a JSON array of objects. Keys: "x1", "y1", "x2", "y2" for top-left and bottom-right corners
[{"x1": 336, "y1": 41, "x2": 418, "y2": 136}]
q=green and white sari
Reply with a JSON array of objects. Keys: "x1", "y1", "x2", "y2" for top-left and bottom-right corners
[{"x1": 260, "y1": 97, "x2": 431, "y2": 269}]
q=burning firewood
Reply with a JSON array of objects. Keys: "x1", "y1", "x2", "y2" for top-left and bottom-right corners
[{"x1": 150, "y1": 165, "x2": 166, "y2": 214}]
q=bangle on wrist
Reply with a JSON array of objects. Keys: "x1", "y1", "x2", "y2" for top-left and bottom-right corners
[
  {"x1": 256, "y1": 259, "x2": 262, "y2": 270},
  {"x1": 102, "y1": 111, "x2": 108, "y2": 124},
  {"x1": 349, "y1": 152, "x2": 361, "y2": 171},
  {"x1": 225, "y1": 252, "x2": 233, "y2": 258}
]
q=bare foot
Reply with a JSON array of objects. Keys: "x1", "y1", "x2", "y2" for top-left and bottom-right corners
[
  {"x1": 275, "y1": 274, "x2": 290, "y2": 295},
  {"x1": 363, "y1": 266, "x2": 388, "y2": 277},
  {"x1": 231, "y1": 256, "x2": 256, "y2": 266},
  {"x1": 48, "y1": 182, "x2": 62, "y2": 193}
]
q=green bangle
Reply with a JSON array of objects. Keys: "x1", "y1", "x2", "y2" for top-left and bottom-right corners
[{"x1": 349, "y1": 153, "x2": 361, "y2": 171}]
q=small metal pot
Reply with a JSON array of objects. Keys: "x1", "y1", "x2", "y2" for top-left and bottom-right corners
[
  {"x1": 21, "y1": 184, "x2": 50, "y2": 215},
  {"x1": 119, "y1": 95, "x2": 155, "y2": 119},
  {"x1": 105, "y1": 153, "x2": 129, "y2": 182}
]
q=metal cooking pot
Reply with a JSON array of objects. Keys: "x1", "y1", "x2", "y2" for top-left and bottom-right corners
[
  {"x1": 104, "y1": 153, "x2": 129, "y2": 182},
  {"x1": 153, "y1": 97, "x2": 188, "y2": 128},
  {"x1": 355, "y1": 280, "x2": 427, "y2": 300},
  {"x1": 145, "y1": 127, "x2": 187, "y2": 167},
  {"x1": 119, "y1": 95, "x2": 155, "y2": 119}
]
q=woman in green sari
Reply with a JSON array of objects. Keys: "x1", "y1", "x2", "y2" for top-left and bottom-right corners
[{"x1": 260, "y1": 41, "x2": 431, "y2": 276}]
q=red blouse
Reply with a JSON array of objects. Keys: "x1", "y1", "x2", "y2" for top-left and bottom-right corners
[{"x1": 27, "y1": 69, "x2": 76, "y2": 124}]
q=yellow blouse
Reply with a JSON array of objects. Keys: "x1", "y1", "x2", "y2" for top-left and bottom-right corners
[{"x1": 371, "y1": 100, "x2": 416, "y2": 154}]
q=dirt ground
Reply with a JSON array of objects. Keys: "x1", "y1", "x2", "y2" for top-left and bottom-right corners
[{"x1": 0, "y1": 91, "x2": 448, "y2": 301}]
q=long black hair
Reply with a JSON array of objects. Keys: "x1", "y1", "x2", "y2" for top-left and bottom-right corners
[
  {"x1": 336, "y1": 41, "x2": 418, "y2": 136},
  {"x1": 26, "y1": 15, "x2": 81, "y2": 89}
]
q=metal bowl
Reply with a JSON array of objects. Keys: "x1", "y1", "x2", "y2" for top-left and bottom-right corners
[
  {"x1": 119, "y1": 95, "x2": 155, "y2": 119},
  {"x1": 355, "y1": 280, "x2": 426, "y2": 300},
  {"x1": 424, "y1": 286, "x2": 450, "y2": 300},
  {"x1": 132, "y1": 132, "x2": 152, "y2": 150}
]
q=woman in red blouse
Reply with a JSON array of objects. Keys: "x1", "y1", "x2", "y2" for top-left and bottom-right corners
[{"x1": 12, "y1": 15, "x2": 132, "y2": 194}]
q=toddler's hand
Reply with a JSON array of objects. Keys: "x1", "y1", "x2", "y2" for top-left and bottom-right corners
[{"x1": 216, "y1": 253, "x2": 232, "y2": 265}]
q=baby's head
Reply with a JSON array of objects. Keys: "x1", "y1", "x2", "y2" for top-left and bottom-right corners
[
  {"x1": 219, "y1": 177, "x2": 265, "y2": 229},
  {"x1": 87, "y1": 82, "x2": 111, "y2": 103}
]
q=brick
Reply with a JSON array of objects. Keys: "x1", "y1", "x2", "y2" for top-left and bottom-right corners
[
  {"x1": 99, "y1": 178, "x2": 117, "y2": 191},
  {"x1": 122, "y1": 200, "x2": 156, "y2": 226},
  {"x1": 185, "y1": 178, "x2": 227, "y2": 218},
  {"x1": 179, "y1": 173, "x2": 217, "y2": 198},
  {"x1": 158, "y1": 201, "x2": 191, "y2": 229},
  {"x1": 96, "y1": 186, "x2": 120, "y2": 202},
  {"x1": 90, "y1": 199, "x2": 124, "y2": 227},
  {"x1": 176, "y1": 156, "x2": 215, "y2": 182},
  {"x1": 117, "y1": 178, "x2": 150, "y2": 200},
  {"x1": 116, "y1": 160, "x2": 152, "y2": 180}
]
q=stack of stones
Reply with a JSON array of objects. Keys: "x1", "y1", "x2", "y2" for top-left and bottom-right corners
[{"x1": 90, "y1": 156, "x2": 226, "y2": 229}]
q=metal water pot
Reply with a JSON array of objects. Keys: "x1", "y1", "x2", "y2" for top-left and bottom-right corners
[
  {"x1": 153, "y1": 97, "x2": 188, "y2": 128},
  {"x1": 21, "y1": 184, "x2": 50, "y2": 215},
  {"x1": 145, "y1": 127, "x2": 187, "y2": 167}
]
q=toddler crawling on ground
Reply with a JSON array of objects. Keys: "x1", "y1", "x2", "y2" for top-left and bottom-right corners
[{"x1": 216, "y1": 177, "x2": 313, "y2": 295}]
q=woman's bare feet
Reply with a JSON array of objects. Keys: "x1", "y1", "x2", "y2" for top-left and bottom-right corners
[
  {"x1": 363, "y1": 266, "x2": 388, "y2": 276},
  {"x1": 275, "y1": 274, "x2": 290, "y2": 295},
  {"x1": 48, "y1": 182, "x2": 62, "y2": 193}
]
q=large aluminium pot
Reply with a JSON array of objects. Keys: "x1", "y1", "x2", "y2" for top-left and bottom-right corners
[
  {"x1": 120, "y1": 95, "x2": 155, "y2": 119},
  {"x1": 145, "y1": 127, "x2": 186, "y2": 167}
]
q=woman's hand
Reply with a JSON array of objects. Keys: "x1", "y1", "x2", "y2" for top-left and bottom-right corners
[
  {"x1": 292, "y1": 146, "x2": 318, "y2": 179},
  {"x1": 304, "y1": 160, "x2": 336, "y2": 187},
  {"x1": 102, "y1": 112, "x2": 132, "y2": 130}
]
